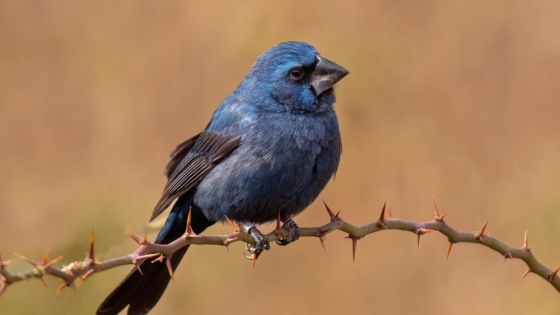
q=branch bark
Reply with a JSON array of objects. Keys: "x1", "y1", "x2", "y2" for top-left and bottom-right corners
[{"x1": 1, "y1": 199, "x2": 559, "y2": 297}]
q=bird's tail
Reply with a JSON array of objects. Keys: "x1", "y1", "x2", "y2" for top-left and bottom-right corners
[{"x1": 96, "y1": 199, "x2": 213, "y2": 315}]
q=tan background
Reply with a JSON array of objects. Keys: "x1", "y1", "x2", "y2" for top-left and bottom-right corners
[{"x1": 1, "y1": 1, "x2": 560, "y2": 314}]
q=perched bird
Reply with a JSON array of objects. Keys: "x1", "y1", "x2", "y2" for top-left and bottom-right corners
[{"x1": 96, "y1": 41, "x2": 348, "y2": 315}]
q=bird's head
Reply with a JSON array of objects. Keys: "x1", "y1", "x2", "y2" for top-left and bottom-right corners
[{"x1": 244, "y1": 41, "x2": 349, "y2": 113}]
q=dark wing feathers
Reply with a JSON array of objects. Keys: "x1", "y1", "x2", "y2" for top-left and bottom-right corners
[
  {"x1": 164, "y1": 133, "x2": 200, "y2": 178},
  {"x1": 150, "y1": 127, "x2": 241, "y2": 222}
]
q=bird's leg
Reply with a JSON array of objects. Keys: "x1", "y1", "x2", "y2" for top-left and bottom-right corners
[
  {"x1": 275, "y1": 217, "x2": 300, "y2": 246},
  {"x1": 243, "y1": 224, "x2": 270, "y2": 259}
]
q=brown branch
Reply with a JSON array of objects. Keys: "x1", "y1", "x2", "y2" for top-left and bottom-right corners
[{"x1": 1, "y1": 198, "x2": 559, "y2": 298}]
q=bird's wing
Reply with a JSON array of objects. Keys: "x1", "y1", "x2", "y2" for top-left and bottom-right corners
[
  {"x1": 150, "y1": 125, "x2": 242, "y2": 221},
  {"x1": 164, "y1": 133, "x2": 201, "y2": 178}
]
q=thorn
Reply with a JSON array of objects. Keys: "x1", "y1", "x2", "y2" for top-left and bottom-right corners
[
  {"x1": 56, "y1": 279, "x2": 76, "y2": 294},
  {"x1": 15, "y1": 253, "x2": 39, "y2": 267},
  {"x1": 316, "y1": 228, "x2": 332, "y2": 252},
  {"x1": 142, "y1": 234, "x2": 147, "y2": 244},
  {"x1": 503, "y1": 252, "x2": 513, "y2": 262},
  {"x1": 388, "y1": 207, "x2": 394, "y2": 219},
  {"x1": 488, "y1": 229, "x2": 492, "y2": 236},
  {"x1": 523, "y1": 230, "x2": 531, "y2": 251},
  {"x1": 38, "y1": 276, "x2": 48, "y2": 288},
  {"x1": 276, "y1": 210, "x2": 282, "y2": 231},
  {"x1": 519, "y1": 269, "x2": 531, "y2": 281},
  {"x1": 225, "y1": 216, "x2": 236, "y2": 230},
  {"x1": 128, "y1": 233, "x2": 142, "y2": 245},
  {"x1": 549, "y1": 267, "x2": 560, "y2": 283},
  {"x1": 46, "y1": 256, "x2": 62, "y2": 269},
  {"x1": 432, "y1": 195, "x2": 439, "y2": 217},
  {"x1": 223, "y1": 237, "x2": 237, "y2": 251},
  {"x1": 351, "y1": 238, "x2": 357, "y2": 262},
  {"x1": 323, "y1": 201, "x2": 341, "y2": 221},
  {"x1": 88, "y1": 230, "x2": 95, "y2": 264},
  {"x1": 135, "y1": 263, "x2": 144, "y2": 276},
  {"x1": 376, "y1": 202, "x2": 387, "y2": 229},
  {"x1": 185, "y1": 206, "x2": 193, "y2": 236},
  {"x1": 0, "y1": 253, "x2": 12, "y2": 269},
  {"x1": 135, "y1": 253, "x2": 160, "y2": 261},
  {"x1": 166, "y1": 258, "x2": 174, "y2": 282},
  {"x1": 151, "y1": 254, "x2": 165, "y2": 264},
  {"x1": 416, "y1": 228, "x2": 435, "y2": 248},
  {"x1": 446, "y1": 242, "x2": 453, "y2": 261},
  {"x1": 344, "y1": 235, "x2": 359, "y2": 262},
  {"x1": 319, "y1": 236, "x2": 326, "y2": 252},
  {"x1": 432, "y1": 196, "x2": 449, "y2": 221},
  {"x1": 273, "y1": 211, "x2": 287, "y2": 239},
  {"x1": 225, "y1": 216, "x2": 242, "y2": 232},
  {"x1": 41, "y1": 248, "x2": 50, "y2": 265},
  {"x1": 323, "y1": 201, "x2": 335, "y2": 218},
  {"x1": 0, "y1": 278, "x2": 6, "y2": 297},
  {"x1": 81, "y1": 269, "x2": 95, "y2": 280},
  {"x1": 475, "y1": 221, "x2": 488, "y2": 241},
  {"x1": 252, "y1": 253, "x2": 257, "y2": 268},
  {"x1": 56, "y1": 282, "x2": 68, "y2": 294}
]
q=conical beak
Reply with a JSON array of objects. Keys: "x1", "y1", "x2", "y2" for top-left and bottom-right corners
[{"x1": 310, "y1": 55, "x2": 349, "y2": 96}]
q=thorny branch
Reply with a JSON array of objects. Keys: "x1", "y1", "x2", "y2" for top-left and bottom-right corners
[{"x1": 1, "y1": 197, "x2": 559, "y2": 298}]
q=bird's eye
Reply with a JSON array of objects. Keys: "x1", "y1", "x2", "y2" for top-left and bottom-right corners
[{"x1": 289, "y1": 67, "x2": 304, "y2": 80}]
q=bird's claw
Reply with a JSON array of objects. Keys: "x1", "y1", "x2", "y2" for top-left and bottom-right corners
[
  {"x1": 245, "y1": 226, "x2": 270, "y2": 260},
  {"x1": 275, "y1": 218, "x2": 300, "y2": 246}
]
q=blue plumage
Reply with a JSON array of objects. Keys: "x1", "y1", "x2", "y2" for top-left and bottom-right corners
[{"x1": 97, "y1": 41, "x2": 348, "y2": 315}]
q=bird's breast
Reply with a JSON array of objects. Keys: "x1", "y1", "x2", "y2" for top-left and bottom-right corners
[{"x1": 194, "y1": 111, "x2": 341, "y2": 223}]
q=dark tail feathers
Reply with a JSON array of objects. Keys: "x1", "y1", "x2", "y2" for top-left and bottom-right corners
[{"x1": 96, "y1": 201, "x2": 213, "y2": 315}]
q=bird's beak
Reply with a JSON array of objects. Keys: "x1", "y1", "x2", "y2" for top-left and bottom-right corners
[{"x1": 310, "y1": 55, "x2": 349, "y2": 96}]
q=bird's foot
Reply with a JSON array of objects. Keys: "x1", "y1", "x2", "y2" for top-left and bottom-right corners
[
  {"x1": 245, "y1": 226, "x2": 270, "y2": 260},
  {"x1": 275, "y1": 218, "x2": 300, "y2": 246}
]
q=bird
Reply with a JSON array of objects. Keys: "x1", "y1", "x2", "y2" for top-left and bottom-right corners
[{"x1": 96, "y1": 41, "x2": 348, "y2": 315}]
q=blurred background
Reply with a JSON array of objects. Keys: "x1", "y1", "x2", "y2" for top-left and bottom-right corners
[{"x1": 1, "y1": 1, "x2": 560, "y2": 314}]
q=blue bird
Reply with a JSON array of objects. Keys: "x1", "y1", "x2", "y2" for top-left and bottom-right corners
[{"x1": 96, "y1": 41, "x2": 348, "y2": 315}]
